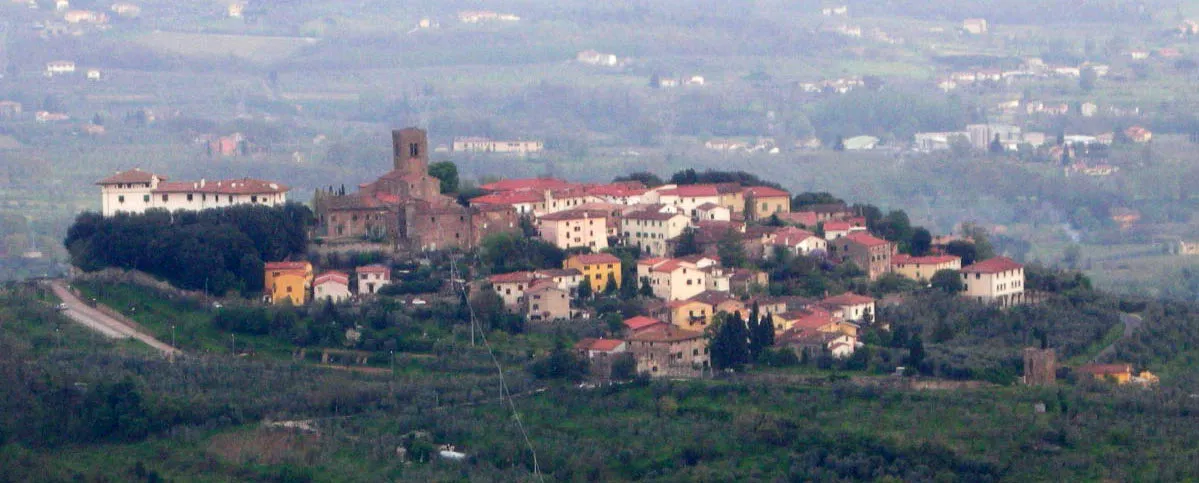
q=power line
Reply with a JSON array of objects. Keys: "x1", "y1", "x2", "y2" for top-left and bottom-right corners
[{"x1": 432, "y1": 217, "x2": 542, "y2": 480}]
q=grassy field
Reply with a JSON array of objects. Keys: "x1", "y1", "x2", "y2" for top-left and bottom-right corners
[{"x1": 134, "y1": 31, "x2": 318, "y2": 63}]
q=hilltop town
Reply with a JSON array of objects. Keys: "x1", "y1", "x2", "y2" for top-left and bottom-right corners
[{"x1": 77, "y1": 127, "x2": 1156, "y2": 386}]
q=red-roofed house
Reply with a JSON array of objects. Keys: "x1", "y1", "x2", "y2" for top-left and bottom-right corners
[
  {"x1": 637, "y1": 256, "x2": 727, "y2": 301},
  {"x1": 623, "y1": 315, "x2": 667, "y2": 334},
  {"x1": 356, "y1": 265, "x2": 392, "y2": 295},
  {"x1": 822, "y1": 220, "x2": 866, "y2": 240},
  {"x1": 778, "y1": 211, "x2": 819, "y2": 228},
  {"x1": 767, "y1": 226, "x2": 827, "y2": 257},
  {"x1": 960, "y1": 257, "x2": 1025, "y2": 307},
  {"x1": 575, "y1": 338, "x2": 627, "y2": 358},
  {"x1": 819, "y1": 292, "x2": 876, "y2": 322},
  {"x1": 564, "y1": 253, "x2": 622, "y2": 292},
  {"x1": 314, "y1": 272, "x2": 352, "y2": 303},
  {"x1": 744, "y1": 186, "x2": 791, "y2": 221},
  {"x1": 892, "y1": 254, "x2": 962, "y2": 282},
  {"x1": 650, "y1": 184, "x2": 725, "y2": 218},
  {"x1": 695, "y1": 202, "x2": 731, "y2": 222},
  {"x1": 829, "y1": 232, "x2": 895, "y2": 281}
]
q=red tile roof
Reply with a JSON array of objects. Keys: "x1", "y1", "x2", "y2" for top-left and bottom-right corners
[
  {"x1": 781, "y1": 308, "x2": 836, "y2": 331},
  {"x1": 265, "y1": 261, "x2": 311, "y2": 271},
  {"x1": 568, "y1": 253, "x2": 621, "y2": 266},
  {"x1": 821, "y1": 292, "x2": 876, "y2": 306},
  {"x1": 153, "y1": 178, "x2": 288, "y2": 195},
  {"x1": 480, "y1": 177, "x2": 573, "y2": 192},
  {"x1": 892, "y1": 254, "x2": 961, "y2": 266},
  {"x1": 844, "y1": 232, "x2": 890, "y2": 247},
  {"x1": 623, "y1": 316, "x2": 665, "y2": 331},
  {"x1": 659, "y1": 185, "x2": 720, "y2": 197},
  {"x1": 314, "y1": 272, "x2": 349, "y2": 286},
  {"x1": 823, "y1": 221, "x2": 852, "y2": 231},
  {"x1": 539, "y1": 209, "x2": 607, "y2": 221},
  {"x1": 960, "y1": 256, "x2": 1023, "y2": 274},
  {"x1": 96, "y1": 168, "x2": 163, "y2": 185},
  {"x1": 779, "y1": 211, "x2": 818, "y2": 226},
  {"x1": 744, "y1": 186, "x2": 790, "y2": 198},
  {"x1": 488, "y1": 271, "x2": 537, "y2": 284},
  {"x1": 585, "y1": 183, "x2": 648, "y2": 197},
  {"x1": 771, "y1": 227, "x2": 819, "y2": 245},
  {"x1": 575, "y1": 338, "x2": 626, "y2": 352},
  {"x1": 469, "y1": 191, "x2": 546, "y2": 206},
  {"x1": 356, "y1": 264, "x2": 390, "y2": 274},
  {"x1": 651, "y1": 260, "x2": 685, "y2": 273},
  {"x1": 627, "y1": 325, "x2": 704, "y2": 342}
]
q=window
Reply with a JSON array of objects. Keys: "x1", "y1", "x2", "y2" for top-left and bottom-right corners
[
  {"x1": 409, "y1": 142, "x2": 419, "y2": 158},
  {"x1": 228, "y1": 195, "x2": 233, "y2": 202},
  {"x1": 251, "y1": 195, "x2": 258, "y2": 203},
  {"x1": 187, "y1": 194, "x2": 193, "y2": 201},
  {"x1": 162, "y1": 194, "x2": 169, "y2": 202},
  {"x1": 118, "y1": 195, "x2": 125, "y2": 203}
]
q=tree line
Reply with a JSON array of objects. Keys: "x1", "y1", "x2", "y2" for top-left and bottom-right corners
[{"x1": 63, "y1": 204, "x2": 313, "y2": 296}]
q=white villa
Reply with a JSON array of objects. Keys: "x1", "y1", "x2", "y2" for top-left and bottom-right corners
[{"x1": 96, "y1": 168, "x2": 289, "y2": 217}]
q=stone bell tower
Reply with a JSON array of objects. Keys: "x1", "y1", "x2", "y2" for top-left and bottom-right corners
[{"x1": 392, "y1": 127, "x2": 429, "y2": 175}]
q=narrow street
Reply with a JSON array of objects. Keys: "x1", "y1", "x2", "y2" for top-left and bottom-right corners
[{"x1": 48, "y1": 280, "x2": 181, "y2": 357}]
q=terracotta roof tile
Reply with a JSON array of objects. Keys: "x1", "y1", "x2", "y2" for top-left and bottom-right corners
[
  {"x1": 960, "y1": 256, "x2": 1023, "y2": 274},
  {"x1": 821, "y1": 292, "x2": 876, "y2": 306},
  {"x1": 623, "y1": 316, "x2": 664, "y2": 331},
  {"x1": 568, "y1": 253, "x2": 621, "y2": 266},
  {"x1": 96, "y1": 168, "x2": 163, "y2": 185}
]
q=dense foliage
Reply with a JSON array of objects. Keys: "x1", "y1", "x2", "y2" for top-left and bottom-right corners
[{"x1": 63, "y1": 204, "x2": 312, "y2": 295}]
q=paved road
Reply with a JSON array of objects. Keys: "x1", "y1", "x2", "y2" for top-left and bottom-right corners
[
  {"x1": 1091, "y1": 313, "x2": 1143, "y2": 363},
  {"x1": 49, "y1": 280, "x2": 181, "y2": 357}
]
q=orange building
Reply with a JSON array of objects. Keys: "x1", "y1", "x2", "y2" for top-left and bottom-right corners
[{"x1": 265, "y1": 261, "x2": 313, "y2": 305}]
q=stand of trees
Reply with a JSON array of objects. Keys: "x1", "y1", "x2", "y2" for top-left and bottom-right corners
[{"x1": 63, "y1": 204, "x2": 312, "y2": 295}]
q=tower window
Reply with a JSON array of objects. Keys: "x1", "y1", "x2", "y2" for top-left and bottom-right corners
[{"x1": 410, "y1": 143, "x2": 419, "y2": 158}]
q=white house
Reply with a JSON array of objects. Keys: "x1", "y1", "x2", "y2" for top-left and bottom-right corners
[
  {"x1": 356, "y1": 265, "x2": 392, "y2": 295},
  {"x1": 313, "y1": 272, "x2": 352, "y2": 303}
]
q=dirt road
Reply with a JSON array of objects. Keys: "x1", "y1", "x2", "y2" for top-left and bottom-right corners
[{"x1": 49, "y1": 280, "x2": 181, "y2": 357}]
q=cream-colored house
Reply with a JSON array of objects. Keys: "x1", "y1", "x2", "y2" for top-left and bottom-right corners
[
  {"x1": 626, "y1": 325, "x2": 709, "y2": 377},
  {"x1": 767, "y1": 226, "x2": 827, "y2": 257},
  {"x1": 819, "y1": 292, "x2": 876, "y2": 323},
  {"x1": 96, "y1": 169, "x2": 289, "y2": 217},
  {"x1": 313, "y1": 272, "x2": 352, "y2": 303},
  {"x1": 526, "y1": 282, "x2": 572, "y2": 321},
  {"x1": 960, "y1": 257, "x2": 1025, "y2": 307},
  {"x1": 537, "y1": 209, "x2": 609, "y2": 251},
  {"x1": 637, "y1": 255, "x2": 727, "y2": 301},
  {"x1": 488, "y1": 271, "x2": 539, "y2": 310},
  {"x1": 892, "y1": 254, "x2": 962, "y2": 282},
  {"x1": 695, "y1": 203, "x2": 731, "y2": 221},
  {"x1": 621, "y1": 210, "x2": 690, "y2": 257}
]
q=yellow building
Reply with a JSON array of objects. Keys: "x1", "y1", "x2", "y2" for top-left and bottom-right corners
[
  {"x1": 564, "y1": 253, "x2": 622, "y2": 292},
  {"x1": 743, "y1": 186, "x2": 792, "y2": 221},
  {"x1": 265, "y1": 261, "x2": 313, "y2": 305},
  {"x1": 892, "y1": 254, "x2": 961, "y2": 282}
]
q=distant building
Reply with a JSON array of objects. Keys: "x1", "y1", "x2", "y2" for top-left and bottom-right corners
[
  {"x1": 621, "y1": 209, "x2": 690, "y2": 257},
  {"x1": 828, "y1": 232, "x2": 893, "y2": 281},
  {"x1": 891, "y1": 254, "x2": 961, "y2": 282},
  {"x1": 576, "y1": 50, "x2": 619, "y2": 67},
  {"x1": 1023, "y1": 348, "x2": 1056, "y2": 386},
  {"x1": 842, "y1": 135, "x2": 879, "y2": 150},
  {"x1": 110, "y1": 3, "x2": 141, "y2": 17},
  {"x1": 45, "y1": 60, "x2": 76, "y2": 77},
  {"x1": 962, "y1": 18, "x2": 988, "y2": 34},
  {"x1": 95, "y1": 168, "x2": 289, "y2": 217},
  {"x1": 227, "y1": 2, "x2": 245, "y2": 18},
  {"x1": 356, "y1": 265, "x2": 391, "y2": 295},
  {"x1": 452, "y1": 137, "x2": 544, "y2": 155},
  {"x1": 63, "y1": 10, "x2": 107, "y2": 24},
  {"x1": 313, "y1": 272, "x2": 352, "y2": 303},
  {"x1": 537, "y1": 209, "x2": 610, "y2": 251},
  {"x1": 265, "y1": 261, "x2": 313, "y2": 305},
  {"x1": 744, "y1": 186, "x2": 791, "y2": 221},
  {"x1": 458, "y1": 10, "x2": 520, "y2": 23},
  {"x1": 960, "y1": 256, "x2": 1025, "y2": 307},
  {"x1": 526, "y1": 282, "x2": 572, "y2": 321},
  {"x1": 626, "y1": 325, "x2": 709, "y2": 377},
  {"x1": 0, "y1": 101, "x2": 22, "y2": 119}
]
